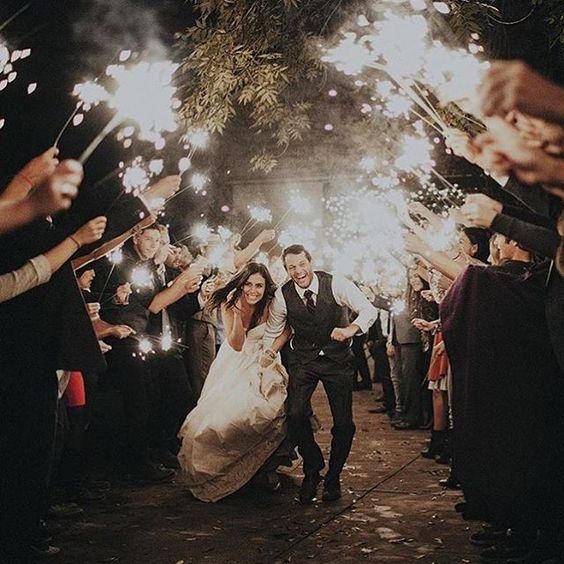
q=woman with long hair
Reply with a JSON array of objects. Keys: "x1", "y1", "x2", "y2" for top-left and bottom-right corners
[{"x1": 177, "y1": 262, "x2": 291, "y2": 502}]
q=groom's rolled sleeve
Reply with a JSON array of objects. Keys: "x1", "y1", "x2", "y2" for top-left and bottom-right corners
[
  {"x1": 263, "y1": 288, "x2": 287, "y2": 349},
  {"x1": 332, "y1": 275, "x2": 378, "y2": 334}
]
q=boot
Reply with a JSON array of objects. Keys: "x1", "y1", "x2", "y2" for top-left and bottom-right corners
[
  {"x1": 435, "y1": 430, "x2": 451, "y2": 464},
  {"x1": 421, "y1": 430, "x2": 446, "y2": 459}
]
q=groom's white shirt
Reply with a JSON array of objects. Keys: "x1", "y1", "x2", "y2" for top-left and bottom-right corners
[{"x1": 263, "y1": 272, "x2": 378, "y2": 350}]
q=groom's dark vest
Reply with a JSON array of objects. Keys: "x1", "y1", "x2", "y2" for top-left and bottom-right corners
[{"x1": 281, "y1": 271, "x2": 352, "y2": 365}]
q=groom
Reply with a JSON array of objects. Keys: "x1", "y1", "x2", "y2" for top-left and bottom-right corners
[{"x1": 263, "y1": 245, "x2": 377, "y2": 503}]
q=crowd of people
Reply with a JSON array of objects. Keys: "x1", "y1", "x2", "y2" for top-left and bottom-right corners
[{"x1": 0, "y1": 57, "x2": 563, "y2": 564}]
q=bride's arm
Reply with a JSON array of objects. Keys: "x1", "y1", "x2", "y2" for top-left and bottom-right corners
[
  {"x1": 221, "y1": 302, "x2": 246, "y2": 352},
  {"x1": 271, "y1": 324, "x2": 291, "y2": 354},
  {"x1": 260, "y1": 324, "x2": 291, "y2": 368}
]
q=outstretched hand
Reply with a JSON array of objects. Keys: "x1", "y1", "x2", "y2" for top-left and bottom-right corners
[{"x1": 28, "y1": 159, "x2": 82, "y2": 217}]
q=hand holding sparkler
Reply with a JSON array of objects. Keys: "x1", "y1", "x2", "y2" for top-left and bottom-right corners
[
  {"x1": 110, "y1": 324, "x2": 136, "y2": 339},
  {"x1": 411, "y1": 318, "x2": 438, "y2": 332},
  {"x1": 404, "y1": 231, "x2": 429, "y2": 256},
  {"x1": 230, "y1": 233, "x2": 242, "y2": 249},
  {"x1": 420, "y1": 289, "x2": 436, "y2": 303},
  {"x1": 26, "y1": 160, "x2": 83, "y2": 217},
  {"x1": 86, "y1": 302, "x2": 101, "y2": 318},
  {"x1": 199, "y1": 278, "x2": 216, "y2": 301},
  {"x1": 144, "y1": 175, "x2": 181, "y2": 209},
  {"x1": 174, "y1": 265, "x2": 203, "y2": 294},
  {"x1": 9, "y1": 147, "x2": 60, "y2": 197},
  {"x1": 114, "y1": 282, "x2": 132, "y2": 305},
  {"x1": 478, "y1": 61, "x2": 564, "y2": 124},
  {"x1": 99, "y1": 340, "x2": 112, "y2": 354},
  {"x1": 258, "y1": 229, "x2": 276, "y2": 244},
  {"x1": 72, "y1": 216, "x2": 108, "y2": 247},
  {"x1": 444, "y1": 128, "x2": 479, "y2": 164},
  {"x1": 474, "y1": 118, "x2": 564, "y2": 186},
  {"x1": 408, "y1": 201, "x2": 442, "y2": 228},
  {"x1": 508, "y1": 112, "x2": 564, "y2": 155},
  {"x1": 459, "y1": 194, "x2": 503, "y2": 229}
]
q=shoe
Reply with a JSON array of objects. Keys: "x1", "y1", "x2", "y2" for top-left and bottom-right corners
[
  {"x1": 439, "y1": 471, "x2": 461, "y2": 490},
  {"x1": 421, "y1": 430, "x2": 446, "y2": 459},
  {"x1": 470, "y1": 525, "x2": 508, "y2": 547},
  {"x1": 392, "y1": 420, "x2": 417, "y2": 430},
  {"x1": 129, "y1": 461, "x2": 175, "y2": 483},
  {"x1": 368, "y1": 404, "x2": 388, "y2": 414},
  {"x1": 298, "y1": 473, "x2": 322, "y2": 504},
  {"x1": 30, "y1": 542, "x2": 61, "y2": 558},
  {"x1": 149, "y1": 448, "x2": 181, "y2": 470},
  {"x1": 322, "y1": 480, "x2": 342, "y2": 502}
]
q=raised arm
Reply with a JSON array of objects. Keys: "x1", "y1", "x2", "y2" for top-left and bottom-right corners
[
  {"x1": 0, "y1": 216, "x2": 106, "y2": 304},
  {"x1": 0, "y1": 159, "x2": 81, "y2": 236},
  {"x1": 148, "y1": 263, "x2": 204, "y2": 314},
  {"x1": 234, "y1": 229, "x2": 276, "y2": 270},
  {"x1": 221, "y1": 301, "x2": 246, "y2": 352}
]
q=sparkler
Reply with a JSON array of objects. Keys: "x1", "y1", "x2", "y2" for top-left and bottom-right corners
[
  {"x1": 160, "y1": 332, "x2": 173, "y2": 352},
  {"x1": 192, "y1": 223, "x2": 212, "y2": 242},
  {"x1": 138, "y1": 338, "x2": 153, "y2": 355},
  {"x1": 191, "y1": 173, "x2": 208, "y2": 193},
  {"x1": 240, "y1": 206, "x2": 273, "y2": 237},
  {"x1": 0, "y1": 3, "x2": 31, "y2": 34},
  {"x1": 217, "y1": 226, "x2": 233, "y2": 242},
  {"x1": 184, "y1": 128, "x2": 210, "y2": 150},
  {"x1": 323, "y1": 5, "x2": 489, "y2": 136},
  {"x1": 120, "y1": 157, "x2": 151, "y2": 195},
  {"x1": 130, "y1": 265, "x2": 153, "y2": 289},
  {"x1": 77, "y1": 60, "x2": 179, "y2": 164}
]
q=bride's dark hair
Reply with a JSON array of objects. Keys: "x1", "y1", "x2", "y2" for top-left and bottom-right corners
[{"x1": 207, "y1": 262, "x2": 277, "y2": 330}]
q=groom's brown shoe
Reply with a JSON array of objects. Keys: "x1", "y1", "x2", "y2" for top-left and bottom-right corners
[{"x1": 298, "y1": 473, "x2": 322, "y2": 504}]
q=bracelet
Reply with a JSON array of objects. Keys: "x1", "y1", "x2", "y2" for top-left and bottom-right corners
[{"x1": 69, "y1": 235, "x2": 81, "y2": 249}]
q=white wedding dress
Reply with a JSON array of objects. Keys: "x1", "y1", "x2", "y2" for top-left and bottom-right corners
[{"x1": 177, "y1": 323, "x2": 288, "y2": 502}]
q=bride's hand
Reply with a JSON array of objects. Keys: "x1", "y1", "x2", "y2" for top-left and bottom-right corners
[
  {"x1": 259, "y1": 349, "x2": 276, "y2": 369},
  {"x1": 233, "y1": 294, "x2": 244, "y2": 312}
]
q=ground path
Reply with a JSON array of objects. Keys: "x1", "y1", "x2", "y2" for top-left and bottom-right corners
[{"x1": 52, "y1": 388, "x2": 480, "y2": 563}]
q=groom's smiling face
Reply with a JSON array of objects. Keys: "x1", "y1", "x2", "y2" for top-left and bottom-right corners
[{"x1": 284, "y1": 252, "x2": 314, "y2": 289}]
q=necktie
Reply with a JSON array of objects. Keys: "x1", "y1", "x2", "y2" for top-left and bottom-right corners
[{"x1": 304, "y1": 289, "x2": 316, "y2": 315}]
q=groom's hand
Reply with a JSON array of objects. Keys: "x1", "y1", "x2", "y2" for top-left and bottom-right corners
[{"x1": 330, "y1": 326, "x2": 356, "y2": 342}]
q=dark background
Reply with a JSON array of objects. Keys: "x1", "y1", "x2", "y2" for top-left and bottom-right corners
[{"x1": 0, "y1": 0, "x2": 562, "y2": 239}]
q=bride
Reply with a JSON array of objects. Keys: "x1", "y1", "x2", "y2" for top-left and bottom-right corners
[{"x1": 177, "y1": 262, "x2": 290, "y2": 502}]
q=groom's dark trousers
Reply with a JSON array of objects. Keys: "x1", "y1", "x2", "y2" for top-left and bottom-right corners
[{"x1": 287, "y1": 355, "x2": 355, "y2": 486}]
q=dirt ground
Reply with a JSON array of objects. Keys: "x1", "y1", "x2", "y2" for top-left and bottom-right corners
[{"x1": 50, "y1": 388, "x2": 480, "y2": 564}]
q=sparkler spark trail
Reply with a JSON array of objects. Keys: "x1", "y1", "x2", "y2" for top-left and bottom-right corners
[
  {"x1": 76, "y1": 59, "x2": 180, "y2": 163},
  {"x1": 0, "y1": 3, "x2": 31, "y2": 33}
]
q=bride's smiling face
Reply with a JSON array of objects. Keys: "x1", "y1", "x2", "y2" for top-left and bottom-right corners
[{"x1": 242, "y1": 273, "x2": 266, "y2": 306}]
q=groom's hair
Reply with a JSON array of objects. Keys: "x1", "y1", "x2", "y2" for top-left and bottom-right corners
[{"x1": 282, "y1": 244, "x2": 312, "y2": 264}]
